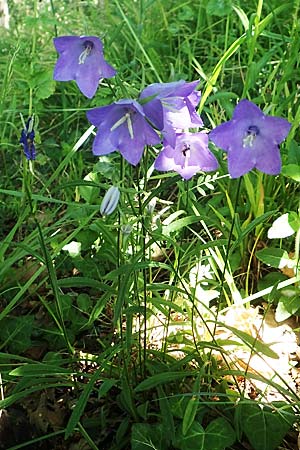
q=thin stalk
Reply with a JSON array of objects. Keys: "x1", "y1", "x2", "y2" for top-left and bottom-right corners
[
  {"x1": 294, "y1": 224, "x2": 300, "y2": 279},
  {"x1": 136, "y1": 161, "x2": 148, "y2": 378},
  {"x1": 28, "y1": 0, "x2": 38, "y2": 117},
  {"x1": 114, "y1": 0, "x2": 162, "y2": 82},
  {"x1": 218, "y1": 177, "x2": 243, "y2": 309},
  {"x1": 242, "y1": 0, "x2": 264, "y2": 97},
  {"x1": 49, "y1": 0, "x2": 58, "y2": 37},
  {"x1": 23, "y1": 180, "x2": 74, "y2": 356},
  {"x1": 162, "y1": 181, "x2": 188, "y2": 359}
]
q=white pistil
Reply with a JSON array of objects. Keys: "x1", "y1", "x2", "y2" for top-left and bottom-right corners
[
  {"x1": 110, "y1": 114, "x2": 128, "y2": 131},
  {"x1": 110, "y1": 113, "x2": 134, "y2": 139},
  {"x1": 243, "y1": 134, "x2": 255, "y2": 148},
  {"x1": 78, "y1": 43, "x2": 93, "y2": 65},
  {"x1": 243, "y1": 125, "x2": 259, "y2": 148},
  {"x1": 126, "y1": 114, "x2": 134, "y2": 139}
]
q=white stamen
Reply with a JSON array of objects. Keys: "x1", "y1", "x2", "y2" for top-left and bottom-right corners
[
  {"x1": 110, "y1": 114, "x2": 128, "y2": 132},
  {"x1": 126, "y1": 114, "x2": 134, "y2": 139},
  {"x1": 78, "y1": 43, "x2": 93, "y2": 65},
  {"x1": 243, "y1": 125, "x2": 259, "y2": 148},
  {"x1": 110, "y1": 112, "x2": 134, "y2": 139},
  {"x1": 243, "y1": 134, "x2": 255, "y2": 148}
]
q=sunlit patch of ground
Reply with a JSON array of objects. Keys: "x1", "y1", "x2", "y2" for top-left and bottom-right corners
[{"x1": 146, "y1": 302, "x2": 300, "y2": 403}]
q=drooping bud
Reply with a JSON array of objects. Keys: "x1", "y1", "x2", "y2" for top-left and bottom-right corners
[
  {"x1": 121, "y1": 223, "x2": 132, "y2": 235},
  {"x1": 146, "y1": 196, "x2": 157, "y2": 215},
  {"x1": 100, "y1": 186, "x2": 120, "y2": 216}
]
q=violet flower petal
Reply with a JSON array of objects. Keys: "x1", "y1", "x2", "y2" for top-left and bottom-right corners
[
  {"x1": 53, "y1": 35, "x2": 116, "y2": 98},
  {"x1": 139, "y1": 80, "x2": 203, "y2": 145},
  {"x1": 20, "y1": 118, "x2": 36, "y2": 160},
  {"x1": 155, "y1": 132, "x2": 218, "y2": 180},
  {"x1": 87, "y1": 99, "x2": 161, "y2": 165},
  {"x1": 209, "y1": 99, "x2": 291, "y2": 178}
]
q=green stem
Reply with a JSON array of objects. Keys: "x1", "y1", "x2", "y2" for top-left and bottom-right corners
[
  {"x1": 24, "y1": 180, "x2": 74, "y2": 356},
  {"x1": 29, "y1": 0, "x2": 38, "y2": 117},
  {"x1": 295, "y1": 224, "x2": 300, "y2": 279},
  {"x1": 242, "y1": 0, "x2": 264, "y2": 97},
  {"x1": 136, "y1": 161, "x2": 147, "y2": 378}
]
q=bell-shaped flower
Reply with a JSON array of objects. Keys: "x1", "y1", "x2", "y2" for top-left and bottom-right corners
[
  {"x1": 100, "y1": 186, "x2": 120, "y2": 216},
  {"x1": 20, "y1": 117, "x2": 36, "y2": 160},
  {"x1": 154, "y1": 132, "x2": 219, "y2": 180},
  {"x1": 209, "y1": 99, "x2": 291, "y2": 178},
  {"x1": 86, "y1": 99, "x2": 161, "y2": 165},
  {"x1": 139, "y1": 80, "x2": 203, "y2": 147},
  {"x1": 53, "y1": 36, "x2": 116, "y2": 99}
]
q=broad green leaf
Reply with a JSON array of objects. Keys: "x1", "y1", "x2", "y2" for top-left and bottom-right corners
[
  {"x1": 58, "y1": 294, "x2": 73, "y2": 321},
  {"x1": 182, "y1": 375, "x2": 201, "y2": 436},
  {"x1": 204, "y1": 417, "x2": 236, "y2": 449},
  {"x1": 223, "y1": 325, "x2": 279, "y2": 359},
  {"x1": 257, "y1": 272, "x2": 287, "y2": 295},
  {"x1": 287, "y1": 140, "x2": 300, "y2": 165},
  {"x1": 256, "y1": 248, "x2": 290, "y2": 269},
  {"x1": 275, "y1": 288, "x2": 300, "y2": 322},
  {"x1": 77, "y1": 293, "x2": 92, "y2": 313},
  {"x1": 79, "y1": 172, "x2": 100, "y2": 203},
  {"x1": 31, "y1": 69, "x2": 56, "y2": 100},
  {"x1": 131, "y1": 423, "x2": 165, "y2": 450},
  {"x1": 98, "y1": 379, "x2": 117, "y2": 397},
  {"x1": 135, "y1": 371, "x2": 196, "y2": 392},
  {"x1": 281, "y1": 164, "x2": 300, "y2": 182},
  {"x1": 0, "y1": 316, "x2": 34, "y2": 354},
  {"x1": 288, "y1": 211, "x2": 300, "y2": 232},
  {"x1": 0, "y1": 382, "x2": 74, "y2": 409},
  {"x1": 157, "y1": 385, "x2": 175, "y2": 445},
  {"x1": 163, "y1": 215, "x2": 200, "y2": 235},
  {"x1": 239, "y1": 402, "x2": 293, "y2": 450},
  {"x1": 10, "y1": 363, "x2": 72, "y2": 377},
  {"x1": 76, "y1": 229, "x2": 98, "y2": 250},
  {"x1": 182, "y1": 396, "x2": 200, "y2": 436},
  {"x1": 233, "y1": 5, "x2": 249, "y2": 31},
  {"x1": 65, "y1": 366, "x2": 103, "y2": 438},
  {"x1": 176, "y1": 421, "x2": 205, "y2": 450},
  {"x1": 206, "y1": 0, "x2": 232, "y2": 16},
  {"x1": 57, "y1": 277, "x2": 111, "y2": 290}
]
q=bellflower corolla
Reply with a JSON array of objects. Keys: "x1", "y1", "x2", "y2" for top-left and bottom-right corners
[
  {"x1": 87, "y1": 99, "x2": 161, "y2": 165},
  {"x1": 209, "y1": 99, "x2": 291, "y2": 178},
  {"x1": 139, "y1": 80, "x2": 203, "y2": 147},
  {"x1": 154, "y1": 132, "x2": 219, "y2": 180},
  {"x1": 100, "y1": 186, "x2": 120, "y2": 216},
  {"x1": 20, "y1": 117, "x2": 36, "y2": 160},
  {"x1": 53, "y1": 36, "x2": 116, "y2": 99}
]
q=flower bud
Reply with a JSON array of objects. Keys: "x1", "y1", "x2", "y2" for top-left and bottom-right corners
[
  {"x1": 100, "y1": 186, "x2": 120, "y2": 216},
  {"x1": 146, "y1": 196, "x2": 157, "y2": 215},
  {"x1": 121, "y1": 223, "x2": 132, "y2": 235}
]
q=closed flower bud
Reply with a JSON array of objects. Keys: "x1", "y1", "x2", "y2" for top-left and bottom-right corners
[
  {"x1": 100, "y1": 186, "x2": 120, "y2": 216},
  {"x1": 146, "y1": 196, "x2": 157, "y2": 215},
  {"x1": 121, "y1": 223, "x2": 132, "y2": 235}
]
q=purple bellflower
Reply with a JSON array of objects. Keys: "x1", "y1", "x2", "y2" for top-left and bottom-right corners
[
  {"x1": 209, "y1": 99, "x2": 291, "y2": 178},
  {"x1": 86, "y1": 99, "x2": 161, "y2": 165},
  {"x1": 154, "y1": 132, "x2": 219, "y2": 180},
  {"x1": 53, "y1": 36, "x2": 116, "y2": 99},
  {"x1": 139, "y1": 80, "x2": 203, "y2": 148},
  {"x1": 20, "y1": 117, "x2": 36, "y2": 160}
]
